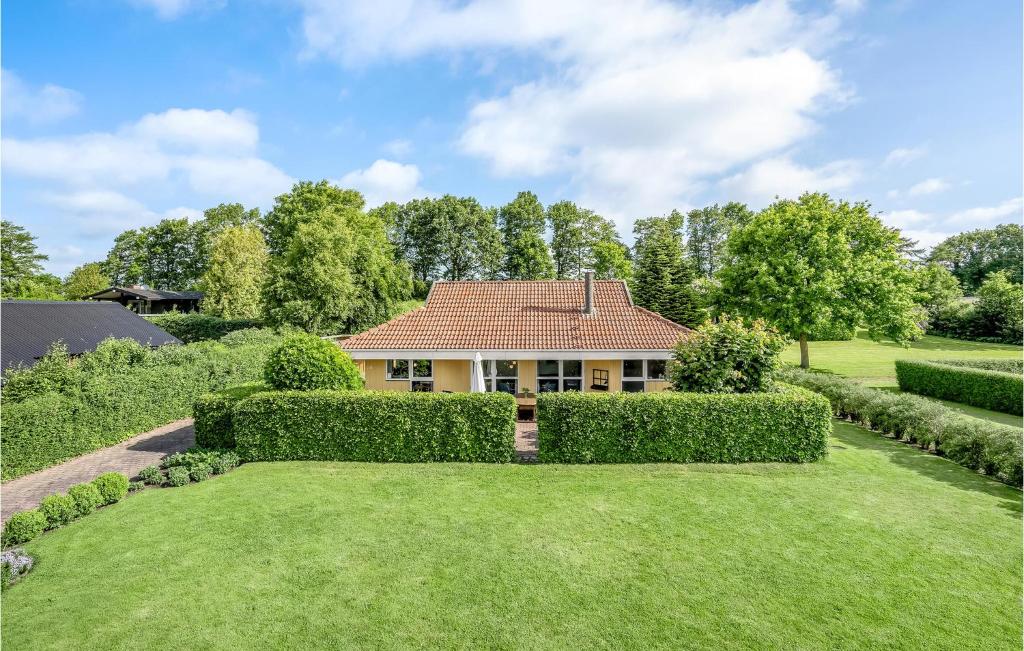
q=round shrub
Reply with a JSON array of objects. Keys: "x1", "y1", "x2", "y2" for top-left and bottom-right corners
[
  {"x1": 189, "y1": 463, "x2": 213, "y2": 482},
  {"x1": 67, "y1": 483, "x2": 104, "y2": 517},
  {"x1": 39, "y1": 494, "x2": 78, "y2": 528},
  {"x1": 263, "y1": 334, "x2": 362, "y2": 391},
  {"x1": 138, "y1": 465, "x2": 165, "y2": 486},
  {"x1": 91, "y1": 472, "x2": 129, "y2": 505},
  {"x1": 210, "y1": 452, "x2": 240, "y2": 475},
  {"x1": 166, "y1": 467, "x2": 190, "y2": 487},
  {"x1": 128, "y1": 480, "x2": 146, "y2": 492},
  {"x1": 2, "y1": 510, "x2": 46, "y2": 547}
]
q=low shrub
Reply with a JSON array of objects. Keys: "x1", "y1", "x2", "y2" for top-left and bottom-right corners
[
  {"x1": 263, "y1": 334, "x2": 363, "y2": 391},
  {"x1": 92, "y1": 472, "x2": 130, "y2": 505},
  {"x1": 39, "y1": 494, "x2": 78, "y2": 529},
  {"x1": 1, "y1": 549, "x2": 34, "y2": 587},
  {"x1": 940, "y1": 358, "x2": 1023, "y2": 374},
  {"x1": 219, "y1": 328, "x2": 285, "y2": 348},
  {"x1": 0, "y1": 343, "x2": 78, "y2": 403},
  {"x1": 193, "y1": 383, "x2": 267, "y2": 448},
  {"x1": 128, "y1": 481, "x2": 146, "y2": 493},
  {"x1": 166, "y1": 467, "x2": 190, "y2": 487},
  {"x1": 668, "y1": 317, "x2": 788, "y2": 393},
  {"x1": 210, "y1": 452, "x2": 240, "y2": 475},
  {"x1": 536, "y1": 386, "x2": 831, "y2": 464},
  {"x1": 138, "y1": 465, "x2": 164, "y2": 486},
  {"x1": 781, "y1": 367, "x2": 1023, "y2": 487},
  {"x1": 234, "y1": 391, "x2": 517, "y2": 463},
  {"x1": 895, "y1": 360, "x2": 1022, "y2": 415},
  {"x1": 1, "y1": 511, "x2": 46, "y2": 547},
  {"x1": 145, "y1": 313, "x2": 259, "y2": 343},
  {"x1": 189, "y1": 463, "x2": 213, "y2": 482},
  {"x1": 67, "y1": 483, "x2": 104, "y2": 517}
]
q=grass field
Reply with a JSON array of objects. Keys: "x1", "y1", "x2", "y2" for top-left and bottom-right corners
[
  {"x1": 783, "y1": 332, "x2": 1022, "y2": 386},
  {"x1": 3, "y1": 422, "x2": 1020, "y2": 650}
]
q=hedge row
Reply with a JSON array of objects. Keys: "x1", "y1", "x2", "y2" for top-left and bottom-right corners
[
  {"x1": 230, "y1": 391, "x2": 517, "y2": 463},
  {"x1": 895, "y1": 360, "x2": 1023, "y2": 415},
  {"x1": 536, "y1": 387, "x2": 832, "y2": 464},
  {"x1": 939, "y1": 358, "x2": 1023, "y2": 374},
  {"x1": 781, "y1": 368, "x2": 1022, "y2": 487},
  {"x1": 144, "y1": 313, "x2": 259, "y2": 343},
  {"x1": 2, "y1": 472, "x2": 129, "y2": 548},
  {"x1": 194, "y1": 383, "x2": 268, "y2": 448}
]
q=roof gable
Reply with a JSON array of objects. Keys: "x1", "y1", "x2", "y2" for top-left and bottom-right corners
[{"x1": 341, "y1": 280, "x2": 690, "y2": 352}]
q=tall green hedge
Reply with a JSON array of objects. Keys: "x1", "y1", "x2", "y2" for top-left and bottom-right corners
[
  {"x1": 895, "y1": 360, "x2": 1023, "y2": 415},
  {"x1": 781, "y1": 367, "x2": 1022, "y2": 487},
  {"x1": 193, "y1": 383, "x2": 268, "y2": 448},
  {"x1": 145, "y1": 313, "x2": 259, "y2": 343},
  {"x1": 233, "y1": 391, "x2": 517, "y2": 463},
  {"x1": 939, "y1": 359, "x2": 1023, "y2": 374},
  {"x1": 536, "y1": 387, "x2": 832, "y2": 464}
]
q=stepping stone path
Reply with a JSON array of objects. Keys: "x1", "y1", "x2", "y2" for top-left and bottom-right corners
[{"x1": 515, "y1": 421, "x2": 538, "y2": 462}]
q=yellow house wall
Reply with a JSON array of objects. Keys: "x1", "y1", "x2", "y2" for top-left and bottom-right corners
[
  {"x1": 361, "y1": 359, "x2": 412, "y2": 392},
  {"x1": 434, "y1": 359, "x2": 470, "y2": 392},
  {"x1": 583, "y1": 359, "x2": 621, "y2": 392}
]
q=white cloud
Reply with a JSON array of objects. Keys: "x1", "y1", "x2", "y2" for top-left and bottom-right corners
[
  {"x1": 43, "y1": 189, "x2": 205, "y2": 237},
  {"x1": 129, "y1": 108, "x2": 259, "y2": 152},
  {"x1": 128, "y1": 0, "x2": 224, "y2": 20},
  {"x1": 883, "y1": 145, "x2": 927, "y2": 167},
  {"x1": 882, "y1": 209, "x2": 932, "y2": 229},
  {"x1": 719, "y1": 156, "x2": 861, "y2": 206},
  {"x1": 298, "y1": 0, "x2": 850, "y2": 225},
  {"x1": 948, "y1": 197, "x2": 1023, "y2": 225},
  {"x1": 339, "y1": 159, "x2": 426, "y2": 207},
  {"x1": 907, "y1": 177, "x2": 948, "y2": 196},
  {"x1": 2, "y1": 69, "x2": 82, "y2": 124}
]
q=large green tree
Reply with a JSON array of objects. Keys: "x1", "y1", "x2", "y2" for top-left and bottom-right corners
[
  {"x1": 630, "y1": 212, "x2": 703, "y2": 326},
  {"x1": 62, "y1": 263, "x2": 110, "y2": 300},
  {"x1": 929, "y1": 224, "x2": 1023, "y2": 292},
  {"x1": 1, "y1": 220, "x2": 50, "y2": 297},
  {"x1": 685, "y1": 202, "x2": 752, "y2": 278},
  {"x1": 719, "y1": 193, "x2": 922, "y2": 368},
  {"x1": 547, "y1": 201, "x2": 631, "y2": 280},
  {"x1": 499, "y1": 191, "x2": 554, "y2": 280},
  {"x1": 201, "y1": 225, "x2": 268, "y2": 320},
  {"x1": 262, "y1": 180, "x2": 364, "y2": 256}
]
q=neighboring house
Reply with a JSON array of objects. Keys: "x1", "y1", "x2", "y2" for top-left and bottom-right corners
[
  {"x1": 340, "y1": 273, "x2": 690, "y2": 407},
  {"x1": 0, "y1": 300, "x2": 182, "y2": 371},
  {"x1": 85, "y1": 286, "x2": 202, "y2": 314}
]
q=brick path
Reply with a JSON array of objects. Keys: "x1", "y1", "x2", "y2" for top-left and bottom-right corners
[
  {"x1": 515, "y1": 421, "x2": 538, "y2": 462},
  {"x1": 1, "y1": 419, "x2": 195, "y2": 522}
]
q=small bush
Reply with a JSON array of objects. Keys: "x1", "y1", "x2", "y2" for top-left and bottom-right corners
[
  {"x1": 668, "y1": 317, "x2": 788, "y2": 393},
  {"x1": 210, "y1": 452, "x2": 240, "y2": 475},
  {"x1": 128, "y1": 480, "x2": 146, "y2": 492},
  {"x1": 193, "y1": 383, "x2": 267, "y2": 448},
  {"x1": 234, "y1": 390, "x2": 517, "y2": 463},
  {"x1": 39, "y1": 494, "x2": 78, "y2": 528},
  {"x1": 67, "y1": 483, "x2": 104, "y2": 517},
  {"x1": 895, "y1": 359, "x2": 1022, "y2": 415},
  {"x1": 263, "y1": 334, "x2": 362, "y2": 391},
  {"x1": 138, "y1": 465, "x2": 165, "y2": 486},
  {"x1": 76, "y1": 338, "x2": 149, "y2": 375},
  {"x1": 166, "y1": 467, "x2": 191, "y2": 487},
  {"x1": 537, "y1": 386, "x2": 831, "y2": 463},
  {"x1": 145, "y1": 313, "x2": 259, "y2": 343},
  {"x1": 189, "y1": 463, "x2": 213, "y2": 482},
  {"x1": 2, "y1": 511, "x2": 46, "y2": 547},
  {"x1": 91, "y1": 472, "x2": 130, "y2": 505}
]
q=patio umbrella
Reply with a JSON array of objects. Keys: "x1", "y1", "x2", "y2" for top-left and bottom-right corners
[{"x1": 471, "y1": 352, "x2": 486, "y2": 392}]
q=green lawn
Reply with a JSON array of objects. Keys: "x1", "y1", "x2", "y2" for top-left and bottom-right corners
[
  {"x1": 3, "y1": 422, "x2": 1021, "y2": 649},
  {"x1": 783, "y1": 332, "x2": 1022, "y2": 386}
]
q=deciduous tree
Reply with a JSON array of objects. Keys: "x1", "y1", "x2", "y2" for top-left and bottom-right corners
[
  {"x1": 929, "y1": 224, "x2": 1023, "y2": 292},
  {"x1": 685, "y1": 202, "x2": 752, "y2": 278},
  {"x1": 201, "y1": 225, "x2": 268, "y2": 320},
  {"x1": 499, "y1": 191, "x2": 554, "y2": 280},
  {"x1": 62, "y1": 263, "x2": 110, "y2": 300}
]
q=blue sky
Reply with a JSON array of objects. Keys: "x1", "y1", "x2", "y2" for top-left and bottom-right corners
[{"x1": 3, "y1": 0, "x2": 1021, "y2": 276}]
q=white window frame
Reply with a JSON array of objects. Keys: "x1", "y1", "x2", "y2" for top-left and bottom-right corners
[
  {"x1": 536, "y1": 359, "x2": 584, "y2": 393},
  {"x1": 483, "y1": 359, "x2": 519, "y2": 395},
  {"x1": 621, "y1": 359, "x2": 667, "y2": 393},
  {"x1": 387, "y1": 358, "x2": 434, "y2": 391}
]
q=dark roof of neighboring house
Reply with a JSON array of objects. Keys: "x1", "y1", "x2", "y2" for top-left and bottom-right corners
[
  {"x1": 85, "y1": 286, "x2": 203, "y2": 301},
  {"x1": 1, "y1": 300, "x2": 182, "y2": 371},
  {"x1": 340, "y1": 280, "x2": 691, "y2": 352}
]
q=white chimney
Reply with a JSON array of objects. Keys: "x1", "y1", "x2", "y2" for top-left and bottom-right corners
[{"x1": 583, "y1": 271, "x2": 596, "y2": 315}]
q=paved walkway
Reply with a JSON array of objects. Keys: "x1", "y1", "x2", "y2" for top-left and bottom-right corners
[
  {"x1": 1, "y1": 419, "x2": 194, "y2": 522},
  {"x1": 515, "y1": 421, "x2": 538, "y2": 462}
]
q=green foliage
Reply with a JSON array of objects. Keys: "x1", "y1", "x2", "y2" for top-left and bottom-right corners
[
  {"x1": 1, "y1": 342, "x2": 78, "y2": 402},
  {"x1": 928, "y1": 223, "x2": 1023, "y2": 292},
  {"x1": 166, "y1": 467, "x2": 190, "y2": 487},
  {"x1": 233, "y1": 391, "x2": 517, "y2": 463},
  {"x1": 145, "y1": 312, "x2": 259, "y2": 343},
  {"x1": 91, "y1": 472, "x2": 130, "y2": 505},
  {"x1": 262, "y1": 180, "x2": 365, "y2": 256},
  {"x1": 61, "y1": 262, "x2": 110, "y2": 300},
  {"x1": 547, "y1": 201, "x2": 631, "y2": 281},
  {"x1": 1, "y1": 220, "x2": 55, "y2": 299},
  {"x1": 189, "y1": 463, "x2": 213, "y2": 482},
  {"x1": 940, "y1": 358, "x2": 1023, "y2": 373},
  {"x1": 128, "y1": 480, "x2": 146, "y2": 492},
  {"x1": 685, "y1": 202, "x2": 752, "y2": 278},
  {"x1": 67, "y1": 483, "x2": 104, "y2": 517},
  {"x1": 76, "y1": 337, "x2": 149, "y2": 375},
  {"x1": 719, "y1": 193, "x2": 923, "y2": 368},
  {"x1": 806, "y1": 322, "x2": 856, "y2": 341},
  {"x1": 895, "y1": 360, "x2": 1022, "y2": 415},
  {"x1": 914, "y1": 262, "x2": 963, "y2": 315},
  {"x1": 631, "y1": 211, "x2": 704, "y2": 326},
  {"x1": 536, "y1": 387, "x2": 831, "y2": 464},
  {"x1": 138, "y1": 466, "x2": 164, "y2": 486},
  {"x1": 210, "y1": 451, "x2": 240, "y2": 474},
  {"x1": 194, "y1": 383, "x2": 268, "y2": 448},
  {"x1": 1, "y1": 273, "x2": 64, "y2": 300},
  {"x1": 263, "y1": 334, "x2": 362, "y2": 391},
  {"x1": 39, "y1": 494, "x2": 78, "y2": 528},
  {"x1": 500, "y1": 191, "x2": 555, "y2": 279},
  {"x1": 928, "y1": 272, "x2": 1024, "y2": 345},
  {"x1": 1, "y1": 510, "x2": 46, "y2": 547},
  {"x1": 668, "y1": 317, "x2": 788, "y2": 393},
  {"x1": 0, "y1": 336, "x2": 279, "y2": 480},
  {"x1": 200, "y1": 224, "x2": 268, "y2": 319},
  {"x1": 218, "y1": 328, "x2": 285, "y2": 348},
  {"x1": 781, "y1": 367, "x2": 1022, "y2": 486}
]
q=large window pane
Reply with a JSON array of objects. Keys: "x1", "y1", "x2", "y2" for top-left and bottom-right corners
[
  {"x1": 646, "y1": 359, "x2": 666, "y2": 380},
  {"x1": 562, "y1": 379, "x2": 582, "y2": 392},
  {"x1": 562, "y1": 360, "x2": 582, "y2": 377},
  {"x1": 413, "y1": 359, "x2": 432, "y2": 378},
  {"x1": 495, "y1": 379, "x2": 518, "y2": 395},
  {"x1": 387, "y1": 359, "x2": 409, "y2": 379},
  {"x1": 538, "y1": 378, "x2": 559, "y2": 393},
  {"x1": 496, "y1": 360, "x2": 518, "y2": 377},
  {"x1": 623, "y1": 360, "x2": 644, "y2": 378},
  {"x1": 537, "y1": 360, "x2": 559, "y2": 377},
  {"x1": 411, "y1": 380, "x2": 433, "y2": 392},
  {"x1": 622, "y1": 380, "x2": 645, "y2": 393}
]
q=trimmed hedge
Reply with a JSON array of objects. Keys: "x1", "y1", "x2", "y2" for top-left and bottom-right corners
[
  {"x1": 895, "y1": 360, "x2": 1023, "y2": 415},
  {"x1": 781, "y1": 367, "x2": 1023, "y2": 487},
  {"x1": 233, "y1": 391, "x2": 517, "y2": 463},
  {"x1": 536, "y1": 387, "x2": 832, "y2": 464},
  {"x1": 940, "y1": 358, "x2": 1023, "y2": 374},
  {"x1": 194, "y1": 383, "x2": 268, "y2": 448},
  {"x1": 1, "y1": 511, "x2": 46, "y2": 547},
  {"x1": 92, "y1": 472, "x2": 130, "y2": 505},
  {"x1": 144, "y1": 313, "x2": 259, "y2": 343}
]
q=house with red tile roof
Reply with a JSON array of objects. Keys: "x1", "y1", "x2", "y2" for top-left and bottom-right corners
[{"x1": 339, "y1": 273, "x2": 690, "y2": 402}]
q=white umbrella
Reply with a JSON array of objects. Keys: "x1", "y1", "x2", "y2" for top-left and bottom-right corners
[{"x1": 471, "y1": 352, "x2": 486, "y2": 393}]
